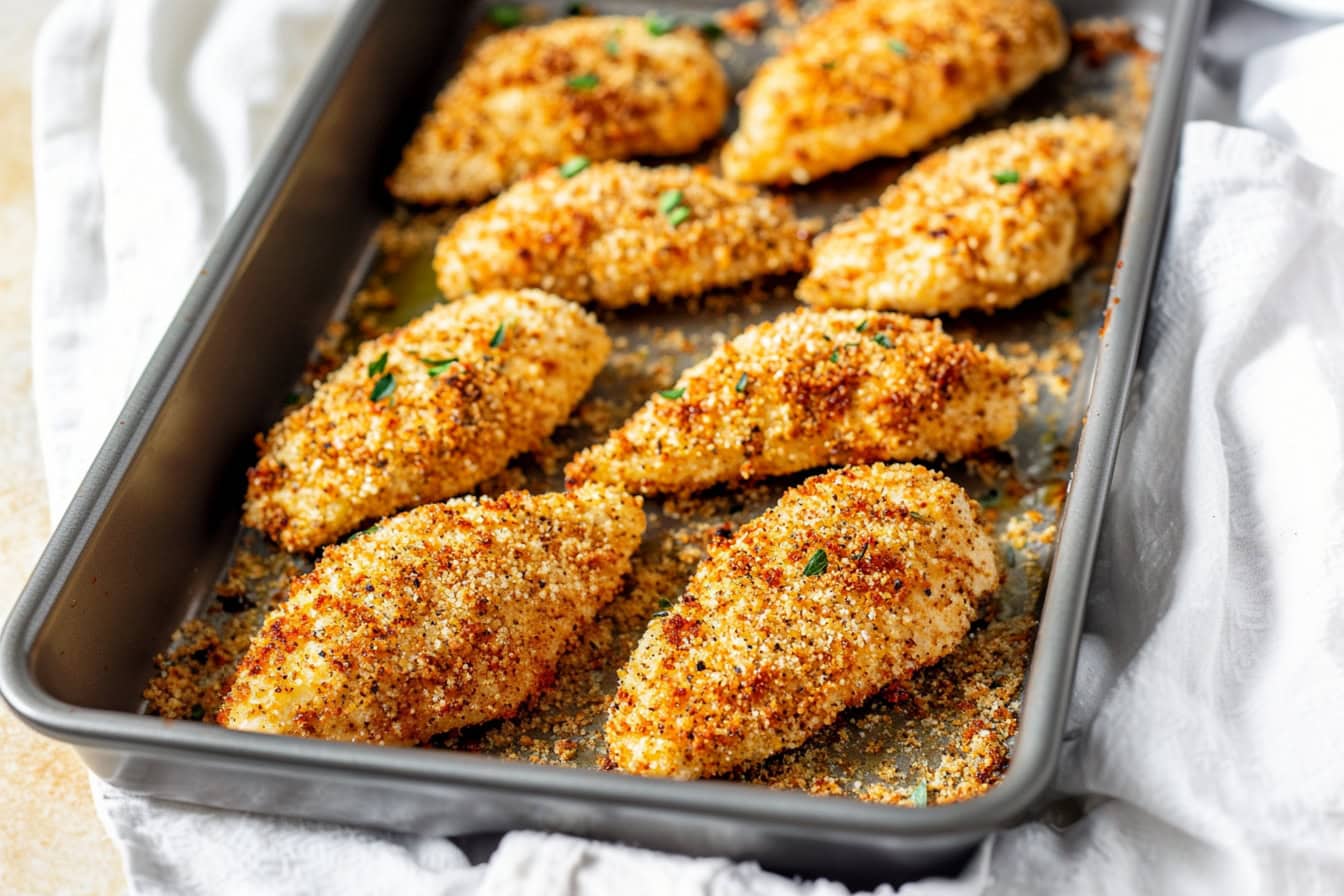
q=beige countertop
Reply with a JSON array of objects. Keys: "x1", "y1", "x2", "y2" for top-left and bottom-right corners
[{"x1": 0, "y1": 3, "x2": 126, "y2": 893}]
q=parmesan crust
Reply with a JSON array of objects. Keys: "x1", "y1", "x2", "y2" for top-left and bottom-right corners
[
  {"x1": 433, "y1": 162, "x2": 816, "y2": 308},
  {"x1": 720, "y1": 0, "x2": 1067, "y2": 185},
  {"x1": 221, "y1": 485, "x2": 646, "y2": 745},
  {"x1": 606, "y1": 463, "x2": 999, "y2": 779},
  {"x1": 388, "y1": 17, "x2": 728, "y2": 205},
  {"x1": 799, "y1": 116, "x2": 1132, "y2": 314},
  {"x1": 564, "y1": 308, "x2": 1018, "y2": 495},
  {"x1": 244, "y1": 290, "x2": 609, "y2": 552}
]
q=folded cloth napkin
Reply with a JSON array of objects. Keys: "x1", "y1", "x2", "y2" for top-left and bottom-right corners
[{"x1": 30, "y1": 1, "x2": 1344, "y2": 893}]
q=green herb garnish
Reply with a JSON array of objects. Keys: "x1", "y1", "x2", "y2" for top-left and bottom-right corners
[
  {"x1": 821, "y1": 60, "x2": 837, "y2": 70},
  {"x1": 559, "y1": 155, "x2": 590, "y2": 178},
  {"x1": 854, "y1": 541, "x2": 870, "y2": 563},
  {"x1": 486, "y1": 4, "x2": 523, "y2": 28},
  {"x1": 368, "y1": 351, "x2": 388, "y2": 378},
  {"x1": 873, "y1": 333, "x2": 892, "y2": 348},
  {"x1": 856, "y1": 319, "x2": 868, "y2": 332},
  {"x1": 908, "y1": 510, "x2": 930, "y2": 523},
  {"x1": 909, "y1": 780, "x2": 928, "y2": 807},
  {"x1": 566, "y1": 73, "x2": 600, "y2": 90},
  {"x1": 646, "y1": 13, "x2": 678, "y2": 36},
  {"x1": 658, "y1": 189, "x2": 684, "y2": 214},
  {"x1": 667, "y1": 205, "x2": 691, "y2": 227},
  {"x1": 699, "y1": 20, "x2": 724, "y2": 40},
  {"x1": 887, "y1": 39, "x2": 910, "y2": 57},
  {"x1": 993, "y1": 169, "x2": 1021, "y2": 185},
  {"x1": 802, "y1": 548, "x2": 829, "y2": 577},
  {"x1": 370, "y1": 373, "x2": 395, "y2": 402},
  {"x1": 188, "y1": 704, "x2": 205, "y2": 721},
  {"x1": 422, "y1": 357, "x2": 458, "y2": 377},
  {"x1": 658, "y1": 387, "x2": 686, "y2": 400},
  {"x1": 605, "y1": 32, "x2": 620, "y2": 56},
  {"x1": 735, "y1": 373, "x2": 749, "y2": 393},
  {"x1": 490, "y1": 321, "x2": 508, "y2": 348},
  {"x1": 829, "y1": 348, "x2": 840, "y2": 363}
]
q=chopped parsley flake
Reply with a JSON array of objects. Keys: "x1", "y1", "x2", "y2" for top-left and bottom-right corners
[
  {"x1": 559, "y1": 156, "x2": 590, "y2": 178},
  {"x1": 909, "y1": 780, "x2": 928, "y2": 807},
  {"x1": 908, "y1": 510, "x2": 930, "y2": 523},
  {"x1": 887, "y1": 39, "x2": 910, "y2": 57},
  {"x1": 821, "y1": 60, "x2": 837, "y2": 70},
  {"x1": 699, "y1": 20, "x2": 724, "y2": 40},
  {"x1": 604, "y1": 32, "x2": 620, "y2": 56},
  {"x1": 667, "y1": 205, "x2": 691, "y2": 227},
  {"x1": 829, "y1": 348, "x2": 840, "y2": 363},
  {"x1": 658, "y1": 387, "x2": 686, "y2": 400},
  {"x1": 993, "y1": 169, "x2": 1021, "y2": 185},
  {"x1": 566, "y1": 73, "x2": 600, "y2": 90},
  {"x1": 422, "y1": 357, "x2": 458, "y2": 377},
  {"x1": 873, "y1": 333, "x2": 892, "y2": 348},
  {"x1": 189, "y1": 704, "x2": 205, "y2": 721},
  {"x1": 646, "y1": 14, "x2": 677, "y2": 36},
  {"x1": 735, "y1": 373, "x2": 749, "y2": 393},
  {"x1": 486, "y1": 4, "x2": 522, "y2": 28},
  {"x1": 367, "y1": 351, "x2": 388, "y2": 377},
  {"x1": 370, "y1": 373, "x2": 395, "y2": 402},
  {"x1": 490, "y1": 321, "x2": 508, "y2": 348},
  {"x1": 856, "y1": 319, "x2": 869, "y2": 332},
  {"x1": 802, "y1": 548, "x2": 829, "y2": 577}
]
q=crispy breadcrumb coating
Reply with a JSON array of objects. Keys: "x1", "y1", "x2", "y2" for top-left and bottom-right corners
[
  {"x1": 606, "y1": 463, "x2": 999, "y2": 779},
  {"x1": 244, "y1": 291, "x2": 609, "y2": 552},
  {"x1": 799, "y1": 116, "x2": 1132, "y2": 314},
  {"x1": 720, "y1": 0, "x2": 1067, "y2": 185},
  {"x1": 221, "y1": 485, "x2": 645, "y2": 745},
  {"x1": 565, "y1": 309, "x2": 1018, "y2": 495},
  {"x1": 433, "y1": 162, "x2": 816, "y2": 308},
  {"x1": 388, "y1": 17, "x2": 728, "y2": 205}
]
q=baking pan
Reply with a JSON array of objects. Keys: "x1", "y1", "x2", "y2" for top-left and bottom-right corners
[{"x1": 1, "y1": 0, "x2": 1208, "y2": 883}]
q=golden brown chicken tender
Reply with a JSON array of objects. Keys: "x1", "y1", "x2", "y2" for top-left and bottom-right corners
[
  {"x1": 606, "y1": 463, "x2": 999, "y2": 779},
  {"x1": 221, "y1": 485, "x2": 645, "y2": 745},
  {"x1": 799, "y1": 116, "x2": 1132, "y2": 314},
  {"x1": 244, "y1": 290, "x2": 609, "y2": 553},
  {"x1": 388, "y1": 17, "x2": 728, "y2": 205},
  {"x1": 433, "y1": 162, "x2": 816, "y2": 308},
  {"x1": 721, "y1": 0, "x2": 1067, "y2": 185},
  {"x1": 564, "y1": 309, "x2": 1018, "y2": 495}
]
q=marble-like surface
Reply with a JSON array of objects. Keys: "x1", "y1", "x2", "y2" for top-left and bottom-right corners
[{"x1": 0, "y1": 3, "x2": 126, "y2": 893}]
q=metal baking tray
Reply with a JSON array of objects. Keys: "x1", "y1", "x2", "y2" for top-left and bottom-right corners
[{"x1": 2, "y1": 0, "x2": 1208, "y2": 883}]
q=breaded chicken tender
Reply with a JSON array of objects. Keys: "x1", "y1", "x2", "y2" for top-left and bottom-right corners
[
  {"x1": 606, "y1": 463, "x2": 999, "y2": 779},
  {"x1": 244, "y1": 291, "x2": 608, "y2": 553},
  {"x1": 433, "y1": 162, "x2": 815, "y2": 308},
  {"x1": 221, "y1": 485, "x2": 645, "y2": 745},
  {"x1": 565, "y1": 309, "x2": 1017, "y2": 495},
  {"x1": 799, "y1": 116, "x2": 1132, "y2": 314},
  {"x1": 720, "y1": 0, "x2": 1067, "y2": 185},
  {"x1": 388, "y1": 17, "x2": 728, "y2": 205}
]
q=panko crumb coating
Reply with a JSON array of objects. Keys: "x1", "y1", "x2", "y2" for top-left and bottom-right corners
[
  {"x1": 244, "y1": 290, "x2": 609, "y2": 553},
  {"x1": 720, "y1": 0, "x2": 1067, "y2": 185},
  {"x1": 564, "y1": 308, "x2": 1018, "y2": 495},
  {"x1": 606, "y1": 463, "x2": 999, "y2": 779},
  {"x1": 221, "y1": 484, "x2": 646, "y2": 745},
  {"x1": 433, "y1": 162, "x2": 816, "y2": 308},
  {"x1": 799, "y1": 116, "x2": 1132, "y2": 314},
  {"x1": 388, "y1": 17, "x2": 728, "y2": 205}
]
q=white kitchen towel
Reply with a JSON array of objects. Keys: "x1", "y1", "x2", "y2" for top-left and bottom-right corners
[{"x1": 30, "y1": 1, "x2": 1344, "y2": 893}]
